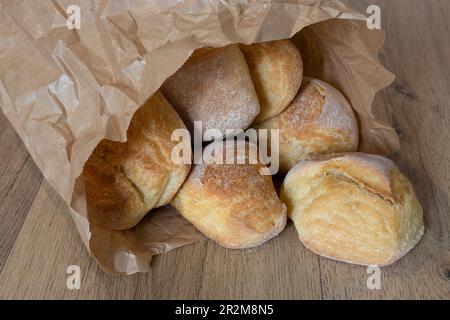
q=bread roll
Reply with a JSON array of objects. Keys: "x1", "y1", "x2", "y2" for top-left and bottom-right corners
[
  {"x1": 240, "y1": 40, "x2": 303, "y2": 123},
  {"x1": 83, "y1": 92, "x2": 191, "y2": 230},
  {"x1": 281, "y1": 153, "x2": 424, "y2": 266},
  {"x1": 171, "y1": 141, "x2": 287, "y2": 249},
  {"x1": 255, "y1": 77, "x2": 359, "y2": 173},
  {"x1": 161, "y1": 45, "x2": 260, "y2": 138}
]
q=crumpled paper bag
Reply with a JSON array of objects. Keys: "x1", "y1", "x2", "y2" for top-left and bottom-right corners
[{"x1": 0, "y1": 0, "x2": 397, "y2": 274}]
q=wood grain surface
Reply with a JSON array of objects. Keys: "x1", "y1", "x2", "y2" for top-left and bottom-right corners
[{"x1": 0, "y1": 0, "x2": 449, "y2": 299}]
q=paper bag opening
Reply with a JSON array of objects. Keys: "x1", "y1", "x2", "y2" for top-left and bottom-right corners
[{"x1": 83, "y1": 19, "x2": 397, "y2": 275}]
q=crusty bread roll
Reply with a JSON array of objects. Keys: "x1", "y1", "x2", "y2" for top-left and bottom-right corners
[
  {"x1": 255, "y1": 77, "x2": 359, "y2": 173},
  {"x1": 240, "y1": 40, "x2": 303, "y2": 123},
  {"x1": 161, "y1": 45, "x2": 260, "y2": 138},
  {"x1": 281, "y1": 153, "x2": 424, "y2": 266},
  {"x1": 83, "y1": 92, "x2": 191, "y2": 230},
  {"x1": 171, "y1": 141, "x2": 287, "y2": 249}
]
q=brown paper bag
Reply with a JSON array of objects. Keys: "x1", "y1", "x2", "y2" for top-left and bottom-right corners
[{"x1": 0, "y1": 0, "x2": 398, "y2": 274}]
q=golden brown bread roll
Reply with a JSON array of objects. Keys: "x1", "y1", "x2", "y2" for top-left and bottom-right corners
[
  {"x1": 171, "y1": 141, "x2": 287, "y2": 249},
  {"x1": 280, "y1": 153, "x2": 424, "y2": 266},
  {"x1": 83, "y1": 92, "x2": 191, "y2": 230},
  {"x1": 255, "y1": 77, "x2": 359, "y2": 173},
  {"x1": 240, "y1": 40, "x2": 303, "y2": 123},
  {"x1": 161, "y1": 45, "x2": 260, "y2": 138}
]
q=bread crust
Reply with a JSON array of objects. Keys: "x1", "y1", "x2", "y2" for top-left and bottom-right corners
[
  {"x1": 83, "y1": 92, "x2": 191, "y2": 230},
  {"x1": 171, "y1": 141, "x2": 287, "y2": 249},
  {"x1": 281, "y1": 153, "x2": 424, "y2": 266},
  {"x1": 255, "y1": 77, "x2": 359, "y2": 173},
  {"x1": 162, "y1": 45, "x2": 260, "y2": 138},
  {"x1": 240, "y1": 40, "x2": 303, "y2": 123}
]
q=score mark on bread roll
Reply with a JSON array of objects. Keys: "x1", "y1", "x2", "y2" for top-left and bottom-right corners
[
  {"x1": 161, "y1": 45, "x2": 260, "y2": 139},
  {"x1": 281, "y1": 153, "x2": 424, "y2": 266},
  {"x1": 171, "y1": 140, "x2": 287, "y2": 249},
  {"x1": 240, "y1": 40, "x2": 303, "y2": 123},
  {"x1": 82, "y1": 92, "x2": 191, "y2": 230},
  {"x1": 255, "y1": 77, "x2": 359, "y2": 173}
]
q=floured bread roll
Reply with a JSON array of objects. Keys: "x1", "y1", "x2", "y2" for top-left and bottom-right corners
[
  {"x1": 255, "y1": 77, "x2": 359, "y2": 173},
  {"x1": 240, "y1": 40, "x2": 303, "y2": 123},
  {"x1": 161, "y1": 45, "x2": 260, "y2": 138},
  {"x1": 83, "y1": 92, "x2": 191, "y2": 230},
  {"x1": 171, "y1": 141, "x2": 287, "y2": 249},
  {"x1": 281, "y1": 153, "x2": 424, "y2": 266}
]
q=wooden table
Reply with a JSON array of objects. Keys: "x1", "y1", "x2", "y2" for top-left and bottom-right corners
[{"x1": 0, "y1": 0, "x2": 449, "y2": 299}]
